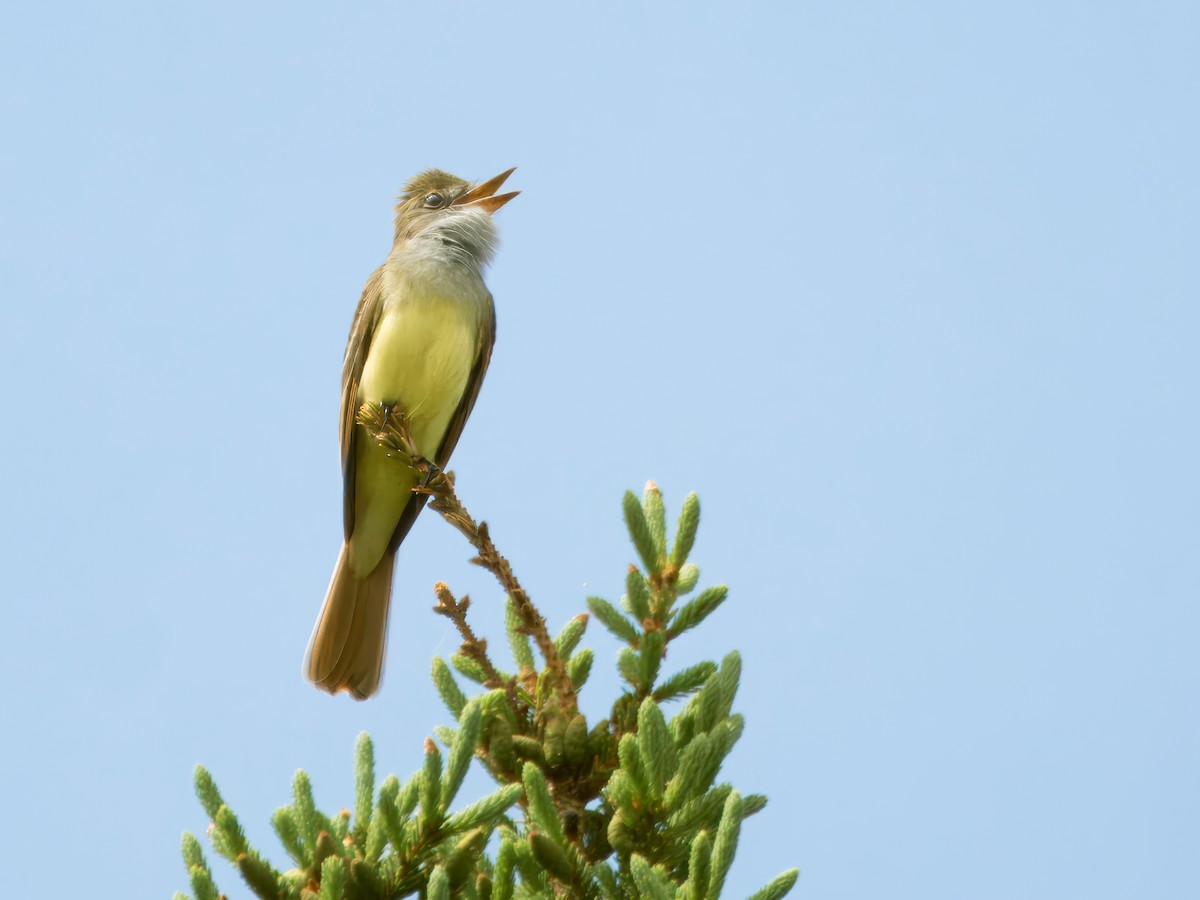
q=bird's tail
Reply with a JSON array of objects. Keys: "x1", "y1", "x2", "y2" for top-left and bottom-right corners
[{"x1": 304, "y1": 543, "x2": 395, "y2": 700}]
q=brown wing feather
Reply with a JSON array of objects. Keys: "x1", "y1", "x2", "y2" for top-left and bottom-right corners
[
  {"x1": 384, "y1": 292, "x2": 497, "y2": 554},
  {"x1": 340, "y1": 267, "x2": 387, "y2": 541}
]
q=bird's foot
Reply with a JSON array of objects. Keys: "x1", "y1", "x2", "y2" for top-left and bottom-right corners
[
  {"x1": 377, "y1": 402, "x2": 399, "y2": 430},
  {"x1": 414, "y1": 456, "x2": 442, "y2": 486}
]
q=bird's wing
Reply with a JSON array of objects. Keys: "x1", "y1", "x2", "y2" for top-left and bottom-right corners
[
  {"x1": 384, "y1": 291, "x2": 497, "y2": 555},
  {"x1": 436, "y1": 292, "x2": 497, "y2": 467},
  {"x1": 340, "y1": 266, "x2": 386, "y2": 541}
]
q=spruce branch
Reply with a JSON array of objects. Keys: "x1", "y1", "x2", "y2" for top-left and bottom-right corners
[
  {"x1": 178, "y1": 481, "x2": 797, "y2": 900},
  {"x1": 358, "y1": 401, "x2": 576, "y2": 715},
  {"x1": 431, "y1": 581, "x2": 507, "y2": 693}
]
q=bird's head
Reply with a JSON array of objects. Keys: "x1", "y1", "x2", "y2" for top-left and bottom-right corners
[{"x1": 392, "y1": 167, "x2": 519, "y2": 266}]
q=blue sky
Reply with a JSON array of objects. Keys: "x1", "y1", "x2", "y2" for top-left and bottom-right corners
[{"x1": 2, "y1": 2, "x2": 1197, "y2": 897}]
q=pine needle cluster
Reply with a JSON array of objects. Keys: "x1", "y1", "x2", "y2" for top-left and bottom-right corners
[{"x1": 177, "y1": 406, "x2": 798, "y2": 899}]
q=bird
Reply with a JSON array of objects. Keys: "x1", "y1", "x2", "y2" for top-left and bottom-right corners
[{"x1": 304, "y1": 167, "x2": 519, "y2": 699}]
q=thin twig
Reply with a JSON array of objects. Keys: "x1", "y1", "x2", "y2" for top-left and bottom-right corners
[
  {"x1": 432, "y1": 582, "x2": 506, "y2": 691},
  {"x1": 357, "y1": 402, "x2": 577, "y2": 714}
]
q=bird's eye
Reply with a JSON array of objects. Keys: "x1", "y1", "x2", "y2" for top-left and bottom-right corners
[{"x1": 424, "y1": 192, "x2": 445, "y2": 208}]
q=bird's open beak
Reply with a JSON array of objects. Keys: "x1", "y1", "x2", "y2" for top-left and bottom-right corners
[{"x1": 454, "y1": 167, "x2": 519, "y2": 214}]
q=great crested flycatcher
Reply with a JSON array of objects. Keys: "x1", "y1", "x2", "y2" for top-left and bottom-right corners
[{"x1": 305, "y1": 167, "x2": 519, "y2": 699}]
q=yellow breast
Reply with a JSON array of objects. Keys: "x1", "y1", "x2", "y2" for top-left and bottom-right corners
[
  {"x1": 357, "y1": 268, "x2": 484, "y2": 457},
  {"x1": 346, "y1": 264, "x2": 487, "y2": 577}
]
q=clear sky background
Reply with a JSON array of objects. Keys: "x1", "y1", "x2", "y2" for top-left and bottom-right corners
[{"x1": 2, "y1": 2, "x2": 1197, "y2": 897}]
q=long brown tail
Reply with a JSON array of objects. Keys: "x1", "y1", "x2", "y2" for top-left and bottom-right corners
[{"x1": 304, "y1": 543, "x2": 395, "y2": 700}]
